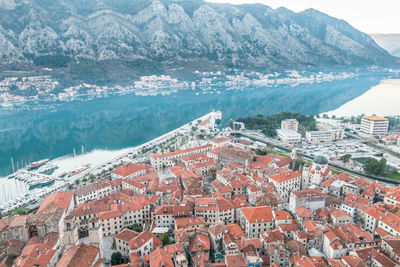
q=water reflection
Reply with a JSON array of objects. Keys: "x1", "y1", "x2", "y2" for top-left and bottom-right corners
[
  {"x1": 0, "y1": 74, "x2": 384, "y2": 176},
  {"x1": 326, "y1": 79, "x2": 400, "y2": 117}
]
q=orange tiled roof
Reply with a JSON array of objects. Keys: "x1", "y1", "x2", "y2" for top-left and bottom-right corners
[
  {"x1": 363, "y1": 116, "x2": 387, "y2": 121},
  {"x1": 37, "y1": 191, "x2": 73, "y2": 214},
  {"x1": 151, "y1": 144, "x2": 212, "y2": 159},
  {"x1": 241, "y1": 206, "x2": 273, "y2": 223},
  {"x1": 56, "y1": 243, "x2": 99, "y2": 267},
  {"x1": 269, "y1": 170, "x2": 301, "y2": 183}
]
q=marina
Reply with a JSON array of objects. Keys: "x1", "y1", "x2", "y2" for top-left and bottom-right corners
[{"x1": 0, "y1": 111, "x2": 221, "y2": 214}]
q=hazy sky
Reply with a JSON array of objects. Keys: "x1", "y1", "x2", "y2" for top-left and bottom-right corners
[{"x1": 207, "y1": 0, "x2": 400, "y2": 34}]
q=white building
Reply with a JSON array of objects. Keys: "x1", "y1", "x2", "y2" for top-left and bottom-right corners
[
  {"x1": 239, "y1": 206, "x2": 274, "y2": 238},
  {"x1": 268, "y1": 170, "x2": 302, "y2": 201},
  {"x1": 301, "y1": 156, "x2": 331, "y2": 189},
  {"x1": 360, "y1": 116, "x2": 388, "y2": 138},
  {"x1": 276, "y1": 129, "x2": 301, "y2": 143},
  {"x1": 306, "y1": 129, "x2": 344, "y2": 143},
  {"x1": 150, "y1": 144, "x2": 213, "y2": 169},
  {"x1": 288, "y1": 189, "x2": 326, "y2": 214},
  {"x1": 281, "y1": 119, "x2": 299, "y2": 132}
]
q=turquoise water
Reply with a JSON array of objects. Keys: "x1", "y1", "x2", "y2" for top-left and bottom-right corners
[{"x1": 0, "y1": 73, "x2": 396, "y2": 177}]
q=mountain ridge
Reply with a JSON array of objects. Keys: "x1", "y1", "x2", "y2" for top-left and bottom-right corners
[
  {"x1": 370, "y1": 33, "x2": 400, "y2": 57},
  {"x1": 0, "y1": 0, "x2": 397, "y2": 83}
]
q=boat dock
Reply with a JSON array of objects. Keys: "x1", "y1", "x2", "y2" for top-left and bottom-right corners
[{"x1": 0, "y1": 111, "x2": 221, "y2": 214}]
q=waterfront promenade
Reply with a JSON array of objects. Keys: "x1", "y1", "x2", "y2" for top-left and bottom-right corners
[{"x1": 0, "y1": 111, "x2": 221, "y2": 214}]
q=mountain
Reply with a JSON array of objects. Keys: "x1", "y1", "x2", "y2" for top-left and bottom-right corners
[
  {"x1": 0, "y1": 0, "x2": 397, "y2": 83},
  {"x1": 370, "y1": 33, "x2": 400, "y2": 57}
]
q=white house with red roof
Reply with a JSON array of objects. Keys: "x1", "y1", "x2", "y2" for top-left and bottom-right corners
[
  {"x1": 331, "y1": 209, "x2": 352, "y2": 225},
  {"x1": 239, "y1": 206, "x2": 274, "y2": 238},
  {"x1": 268, "y1": 170, "x2": 302, "y2": 200},
  {"x1": 111, "y1": 163, "x2": 150, "y2": 180},
  {"x1": 150, "y1": 144, "x2": 212, "y2": 169}
]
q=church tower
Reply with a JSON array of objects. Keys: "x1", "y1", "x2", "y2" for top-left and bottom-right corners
[
  {"x1": 63, "y1": 215, "x2": 79, "y2": 249},
  {"x1": 88, "y1": 217, "x2": 103, "y2": 256},
  {"x1": 301, "y1": 155, "x2": 330, "y2": 189}
]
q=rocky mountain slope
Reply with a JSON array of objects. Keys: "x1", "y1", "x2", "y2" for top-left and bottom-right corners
[
  {"x1": 370, "y1": 33, "x2": 400, "y2": 57},
  {"x1": 0, "y1": 0, "x2": 397, "y2": 82}
]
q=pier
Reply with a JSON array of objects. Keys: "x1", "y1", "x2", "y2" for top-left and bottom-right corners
[{"x1": 0, "y1": 111, "x2": 221, "y2": 215}]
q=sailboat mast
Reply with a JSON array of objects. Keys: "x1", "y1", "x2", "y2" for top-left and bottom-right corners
[{"x1": 11, "y1": 157, "x2": 15, "y2": 173}]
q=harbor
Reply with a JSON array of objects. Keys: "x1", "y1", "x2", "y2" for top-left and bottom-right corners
[{"x1": 0, "y1": 111, "x2": 221, "y2": 215}]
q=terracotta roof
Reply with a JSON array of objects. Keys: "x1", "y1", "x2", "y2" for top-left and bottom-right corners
[
  {"x1": 164, "y1": 243, "x2": 184, "y2": 255},
  {"x1": 303, "y1": 221, "x2": 318, "y2": 232},
  {"x1": 113, "y1": 163, "x2": 149, "y2": 177},
  {"x1": 275, "y1": 157, "x2": 292, "y2": 168},
  {"x1": 292, "y1": 189, "x2": 325, "y2": 198},
  {"x1": 37, "y1": 191, "x2": 73, "y2": 214},
  {"x1": 225, "y1": 254, "x2": 247, "y2": 267},
  {"x1": 190, "y1": 233, "x2": 211, "y2": 253},
  {"x1": 115, "y1": 228, "x2": 140, "y2": 242},
  {"x1": 273, "y1": 210, "x2": 292, "y2": 221},
  {"x1": 151, "y1": 144, "x2": 212, "y2": 159},
  {"x1": 208, "y1": 223, "x2": 226, "y2": 236},
  {"x1": 148, "y1": 248, "x2": 174, "y2": 267},
  {"x1": 226, "y1": 224, "x2": 245, "y2": 238},
  {"x1": 241, "y1": 206, "x2": 273, "y2": 223},
  {"x1": 296, "y1": 207, "x2": 314, "y2": 218},
  {"x1": 363, "y1": 116, "x2": 387, "y2": 121},
  {"x1": 342, "y1": 255, "x2": 367, "y2": 267},
  {"x1": 175, "y1": 217, "x2": 205, "y2": 228},
  {"x1": 98, "y1": 209, "x2": 123, "y2": 220},
  {"x1": 372, "y1": 248, "x2": 397, "y2": 267},
  {"x1": 9, "y1": 215, "x2": 28, "y2": 228},
  {"x1": 128, "y1": 231, "x2": 154, "y2": 250},
  {"x1": 269, "y1": 170, "x2": 301, "y2": 183},
  {"x1": 56, "y1": 243, "x2": 99, "y2": 267},
  {"x1": 380, "y1": 213, "x2": 400, "y2": 232},
  {"x1": 331, "y1": 209, "x2": 350, "y2": 219}
]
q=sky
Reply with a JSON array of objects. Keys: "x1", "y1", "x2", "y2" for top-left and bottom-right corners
[{"x1": 207, "y1": 0, "x2": 400, "y2": 34}]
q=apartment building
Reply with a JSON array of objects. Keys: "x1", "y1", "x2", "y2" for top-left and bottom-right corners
[
  {"x1": 150, "y1": 144, "x2": 212, "y2": 169},
  {"x1": 306, "y1": 129, "x2": 344, "y2": 143},
  {"x1": 239, "y1": 206, "x2": 274, "y2": 238},
  {"x1": 153, "y1": 205, "x2": 189, "y2": 229},
  {"x1": 281, "y1": 119, "x2": 299, "y2": 132},
  {"x1": 360, "y1": 116, "x2": 389, "y2": 138},
  {"x1": 194, "y1": 197, "x2": 234, "y2": 226},
  {"x1": 74, "y1": 179, "x2": 122, "y2": 205},
  {"x1": 268, "y1": 171, "x2": 302, "y2": 201}
]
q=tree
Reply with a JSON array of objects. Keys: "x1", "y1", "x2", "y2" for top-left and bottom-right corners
[
  {"x1": 340, "y1": 154, "x2": 352, "y2": 164},
  {"x1": 130, "y1": 224, "x2": 143, "y2": 232},
  {"x1": 82, "y1": 177, "x2": 88, "y2": 183},
  {"x1": 111, "y1": 252, "x2": 122, "y2": 265},
  {"x1": 159, "y1": 233, "x2": 170, "y2": 246},
  {"x1": 89, "y1": 174, "x2": 96, "y2": 181},
  {"x1": 67, "y1": 184, "x2": 73, "y2": 190},
  {"x1": 364, "y1": 158, "x2": 387, "y2": 176},
  {"x1": 74, "y1": 179, "x2": 80, "y2": 186}
]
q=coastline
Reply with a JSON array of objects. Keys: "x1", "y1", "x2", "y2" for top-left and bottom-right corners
[{"x1": 0, "y1": 111, "x2": 219, "y2": 213}]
